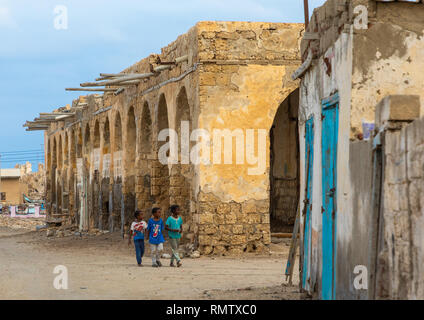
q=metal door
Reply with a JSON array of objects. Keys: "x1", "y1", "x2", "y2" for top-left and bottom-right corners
[
  {"x1": 303, "y1": 118, "x2": 314, "y2": 290},
  {"x1": 321, "y1": 93, "x2": 339, "y2": 300}
]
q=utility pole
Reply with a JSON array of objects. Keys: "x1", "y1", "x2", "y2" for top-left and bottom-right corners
[{"x1": 304, "y1": 0, "x2": 310, "y2": 29}]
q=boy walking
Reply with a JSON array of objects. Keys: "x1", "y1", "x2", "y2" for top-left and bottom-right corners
[
  {"x1": 165, "y1": 205, "x2": 183, "y2": 267},
  {"x1": 146, "y1": 207, "x2": 165, "y2": 267},
  {"x1": 128, "y1": 210, "x2": 147, "y2": 267}
]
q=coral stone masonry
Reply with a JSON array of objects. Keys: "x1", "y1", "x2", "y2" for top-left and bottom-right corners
[{"x1": 34, "y1": 21, "x2": 304, "y2": 255}]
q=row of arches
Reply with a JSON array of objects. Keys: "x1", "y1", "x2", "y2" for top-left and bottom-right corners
[{"x1": 46, "y1": 87, "x2": 193, "y2": 236}]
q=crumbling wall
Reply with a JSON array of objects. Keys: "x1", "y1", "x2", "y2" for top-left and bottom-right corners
[
  {"x1": 301, "y1": 0, "x2": 424, "y2": 138},
  {"x1": 352, "y1": 1, "x2": 424, "y2": 139},
  {"x1": 376, "y1": 96, "x2": 424, "y2": 299},
  {"x1": 19, "y1": 163, "x2": 46, "y2": 201},
  {"x1": 43, "y1": 21, "x2": 302, "y2": 254},
  {"x1": 195, "y1": 22, "x2": 303, "y2": 254}
]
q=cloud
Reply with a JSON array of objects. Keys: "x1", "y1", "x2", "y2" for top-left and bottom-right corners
[{"x1": 0, "y1": 7, "x2": 17, "y2": 29}]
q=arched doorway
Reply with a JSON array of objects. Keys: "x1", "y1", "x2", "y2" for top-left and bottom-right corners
[
  {"x1": 62, "y1": 133, "x2": 70, "y2": 219},
  {"x1": 124, "y1": 107, "x2": 137, "y2": 227},
  {"x1": 138, "y1": 101, "x2": 153, "y2": 219},
  {"x1": 57, "y1": 136, "x2": 63, "y2": 214},
  {"x1": 113, "y1": 112, "x2": 123, "y2": 233},
  {"x1": 69, "y1": 129, "x2": 76, "y2": 224},
  {"x1": 171, "y1": 87, "x2": 192, "y2": 239},
  {"x1": 92, "y1": 121, "x2": 101, "y2": 228},
  {"x1": 269, "y1": 88, "x2": 300, "y2": 233},
  {"x1": 75, "y1": 127, "x2": 83, "y2": 227},
  {"x1": 154, "y1": 94, "x2": 171, "y2": 213},
  {"x1": 80, "y1": 124, "x2": 91, "y2": 231},
  {"x1": 101, "y1": 118, "x2": 112, "y2": 230}
]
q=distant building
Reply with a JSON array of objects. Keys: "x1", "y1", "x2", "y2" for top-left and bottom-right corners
[{"x1": 0, "y1": 169, "x2": 28, "y2": 206}]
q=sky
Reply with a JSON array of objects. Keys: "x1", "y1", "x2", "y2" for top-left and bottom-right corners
[{"x1": 0, "y1": 0, "x2": 326, "y2": 170}]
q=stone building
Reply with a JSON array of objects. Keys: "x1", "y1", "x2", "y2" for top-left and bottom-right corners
[
  {"x1": 27, "y1": 21, "x2": 304, "y2": 255},
  {"x1": 295, "y1": 0, "x2": 424, "y2": 299}
]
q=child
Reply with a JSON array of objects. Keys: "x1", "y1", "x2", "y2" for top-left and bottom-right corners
[
  {"x1": 128, "y1": 210, "x2": 147, "y2": 267},
  {"x1": 165, "y1": 205, "x2": 183, "y2": 267},
  {"x1": 145, "y1": 207, "x2": 165, "y2": 267}
]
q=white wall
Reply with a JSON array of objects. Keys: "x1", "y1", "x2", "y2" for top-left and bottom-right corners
[{"x1": 299, "y1": 28, "x2": 353, "y2": 296}]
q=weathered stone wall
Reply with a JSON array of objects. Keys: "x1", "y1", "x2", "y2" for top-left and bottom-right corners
[
  {"x1": 375, "y1": 96, "x2": 424, "y2": 299},
  {"x1": 301, "y1": 0, "x2": 424, "y2": 138},
  {"x1": 195, "y1": 21, "x2": 303, "y2": 254},
  {"x1": 298, "y1": 0, "x2": 424, "y2": 298},
  {"x1": 43, "y1": 21, "x2": 303, "y2": 254}
]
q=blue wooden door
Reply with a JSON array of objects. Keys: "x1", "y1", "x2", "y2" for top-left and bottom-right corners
[
  {"x1": 303, "y1": 118, "x2": 314, "y2": 289},
  {"x1": 321, "y1": 94, "x2": 339, "y2": 300}
]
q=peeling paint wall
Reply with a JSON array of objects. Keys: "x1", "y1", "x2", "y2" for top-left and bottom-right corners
[
  {"x1": 195, "y1": 22, "x2": 303, "y2": 254},
  {"x1": 352, "y1": 2, "x2": 424, "y2": 138},
  {"x1": 298, "y1": 0, "x2": 424, "y2": 299}
]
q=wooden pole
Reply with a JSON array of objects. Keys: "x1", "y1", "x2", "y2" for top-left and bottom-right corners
[
  {"x1": 66, "y1": 88, "x2": 117, "y2": 92},
  {"x1": 80, "y1": 73, "x2": 153, "y2": 87},
  {"x1": 99, "y1": 73, "x2": 140, "y2": 78},
  {"x1": 304, "y1": 0, "x2": 309, "y2": 29}
]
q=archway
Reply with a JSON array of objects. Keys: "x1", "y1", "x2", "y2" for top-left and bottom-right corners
[
  {"x1": 269, "y1": 88, "x2": 300, "y2": 233},
  {"x1": 124, "y1": 107, "x2": 137, "y2": 227},
  {"x1": 101, "y1": 118, "x2": 112, "y2": 230},
  {"x1": 113, "y1": 112, "x2": 123, "y2": 233},
  {"x1": 154, "y1": 94, "x2": 171, "y2": 214},
  {"x1": 50, "y1": 138, "x2": 57, "y2": 216},
  {"x1": 69, "y1": 129, "x2": 76, "y2": 224},
  {"x1": 58, "y1": 135, "x2": 63, "y2": 170},
  {"x1": 80, "y1": 124, "x2": 91, "y2": 231},
  {"x1": 92, "y1": 121, "x2": 101, "y2": 228},
  {"x1": 138, "y1": 101, "x2": 153, "y2": 218},
  {"x1": 64, "y1": 133, "x2": 69, "y2": 167},
  {"x1": 75, "y1": 127, "x2": 83, "y2": 227},
  {"x1": 171, "y1": 87, "x2": 192, "y2": 239},
  {"x1": 62, "y1": 133, "x2": 69, "y2": 217}
]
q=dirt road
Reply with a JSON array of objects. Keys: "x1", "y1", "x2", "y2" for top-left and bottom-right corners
[{"x1": 0, "y1": 217, "x2": 301, "y2": 300}]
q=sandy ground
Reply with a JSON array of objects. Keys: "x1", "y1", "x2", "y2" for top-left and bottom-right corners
[{"x1": 0, "y1": 216, "x2": 301, "y2": 300}]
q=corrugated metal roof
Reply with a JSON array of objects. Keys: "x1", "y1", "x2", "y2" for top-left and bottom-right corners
[{"x1": 0, "y1": 169, "x2": 21, "y2": 178}]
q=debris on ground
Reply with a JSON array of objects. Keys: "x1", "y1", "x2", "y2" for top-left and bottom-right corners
[
  {"x1": 0, "y1": 215, "x2": 45, "y2": 231},
  {"x1": 162, "y1": 253, "x2": 171, "y2": 259},
  {"x1": 190, "y1": 250, "x2": 201, "y2": 259}
]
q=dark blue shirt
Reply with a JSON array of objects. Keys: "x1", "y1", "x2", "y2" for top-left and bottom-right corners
[{"x1": 147, "y1": 218, "x2": 165, "y2": 244}]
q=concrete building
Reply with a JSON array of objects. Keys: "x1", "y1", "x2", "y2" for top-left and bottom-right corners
[
  {"x1": 0, "y1": 169, "x2": 28, "y2": 206},
  {"x1": 27, "y1": 21, "x2": 304, "y2": 255},
  {"x1": 296, "y1": 0, "x2": 424, "y2": 299}
]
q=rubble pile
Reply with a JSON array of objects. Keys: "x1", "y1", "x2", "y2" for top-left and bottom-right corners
[
  {"x1": 42, "y1": 226, "x2": 110, "y2": 238},
  {"x1": 18, "y1": 163, "x2": 46, "y2": 201},
  {"x1": 0, "y1": 215, "x2": 45, "y2": 231}
]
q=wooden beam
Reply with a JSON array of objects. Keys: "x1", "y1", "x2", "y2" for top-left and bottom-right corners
[
  {"x1": 153, "y1": 65, "x2": 172, "y2": 72},
  {"x1": 40, "y1": 112, "x2": 74, "y2": 116},
  {"x1": 66, "y1": 88, "x2": 117, "y2": 92},
  {"x1": 99, "y1": 73, "x2": 140, "y2": 78},
  {"x1": 24, "y1": 121, "x2": 53, "y2": 127},
  {"x1": 55, "y1": 114, "x2": 75, "y2": 120},
  {"x1": 26, "y1": 128, "x2": 48, "y2": 131},
  {"x1": 175, "y1": 55, "x2": 189, "y2": 64},
  {"x1": 80, "y1": 73, "x2": 153, "y2": 87}
]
